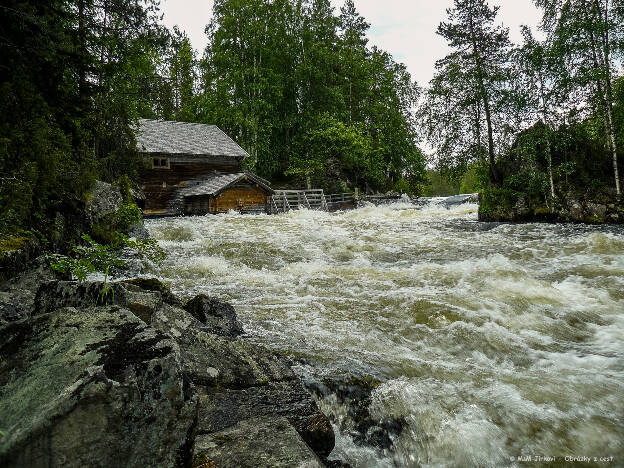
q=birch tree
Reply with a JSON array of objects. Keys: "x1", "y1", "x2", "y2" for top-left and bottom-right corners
[{"x1": 535, "y1": 0, "x2": 623, "y2": 195}]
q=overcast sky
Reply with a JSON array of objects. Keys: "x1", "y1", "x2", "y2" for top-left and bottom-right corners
[{"x1": 159, "y1": 0, "x2": 542, "y2": 86}]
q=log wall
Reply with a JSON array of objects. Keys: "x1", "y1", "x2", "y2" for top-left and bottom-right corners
[{"x1": 139, "y1": 155, "x2": 242, "y2": 214}]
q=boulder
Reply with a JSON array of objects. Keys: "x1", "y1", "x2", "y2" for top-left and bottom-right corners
[
  {"x1": 182, "y1": 294, "x2": 243, "y2": 338},
  {"x1": 35, "y1": 281, "x2": 164, "y2": 325},
  {"x1": 0, "y1": 306, "x2": 197, "y2": 468},
  {"x1": 196, "y1": 382, "x2": 335, "y2": 458},
  {"x1": 127, "y1": 223, "x2": 150, "y2": 240},
  {"x1": 586, "y1": 202, "x2": 607, "y2": 222},
  {"x1": 192, "y1": 417, "x2": 324, "y2": 468},
  {"x1": 4, "y1": 277, "x2": 336, "y2": 464},
  {"x1": 150, "y1": 304, "x2": 335, "y2": 458},
  {"x1": 122, "y1": 277, "x2": 180, "y2": 306},
  {"x1": 176, "y1": 327, "x2": 296, "y2": 389},
  {"x1": 0, "y1": 257, "x2": 55, "y2": 323},
  {"x1": 85, "y1": 181, "x2": 123, "y2": 224}
]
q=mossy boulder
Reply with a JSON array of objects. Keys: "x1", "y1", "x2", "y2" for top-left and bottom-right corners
[
  {"x1": 192, "y1": 417, "x2": 324, "y2": 468},
  {"x1": 0, "y1": 306, "x2": 197, "y2": 467},
  {"x1": 0, "y1": 236, "x2": 39, "y2": 285},
  {"x1": 182, "y1": 294, "x2": 243, "y2": 338}
]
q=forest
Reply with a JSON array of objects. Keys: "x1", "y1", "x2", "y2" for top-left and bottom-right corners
[{"x1": 1, "y1": 0, "x2": 623, "y2": 241}]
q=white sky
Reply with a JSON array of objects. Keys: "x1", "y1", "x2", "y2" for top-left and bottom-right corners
[{"x1": 158, "y1": 0, "x2": 542, "y2": 86}]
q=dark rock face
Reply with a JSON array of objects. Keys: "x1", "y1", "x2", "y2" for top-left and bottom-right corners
[
  {"x1": 182, "y1": 294, "x2": 243, "y2": 338},
  {"x1": 0, "y1": 257, "x2": 55, "y2": 324},
  {"x1": 0, "y1": 306, "x2": 197, "y2": 468},
  {"x1": 196, "y1": 382, "x2": 335, "y2": 458},
  {"x1": 192, "y1": 417, "x2": 324, "y2": 468},
  {"x1": 151, "y1": 303, "x2": 335, "y2": 458},
  {"x1": 1, "y1": 277, "x2": 335, "y2": 466},
  {"x1": 308, "y1": 376, "x2": 404, "y2": 454},
  {"x1": 122, "y1": 277, "x2": 180, "y2": 306},
  {"x1": 85, "y1": 180, "x2": 123, "y2": 224},
  {"x1": 479, "y1": 187, "x2": 624, "y2": 224},
  {"x1": 127, "y1": 222, "x2": 150, "y2": 239},
  {"x1": 35, "y1": 280, "x2": 165, "y2": 323}
]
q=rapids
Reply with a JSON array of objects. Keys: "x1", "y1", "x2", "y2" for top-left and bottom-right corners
[{"x1": 145, "y1": 199, "x2": 624, "y2": 467}]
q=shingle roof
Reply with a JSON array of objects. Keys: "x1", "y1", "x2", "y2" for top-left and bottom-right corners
[
  {"x1": 136, "y1": 119, "x2": 249, "y2": 158},
  {"x1": 181, "y1": 172, "x2": 273, "y2": 198}
]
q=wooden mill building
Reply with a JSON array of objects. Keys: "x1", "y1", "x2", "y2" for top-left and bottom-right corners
[{"x1": 136, "y1": 119, "x2": 273, "y2": 216}]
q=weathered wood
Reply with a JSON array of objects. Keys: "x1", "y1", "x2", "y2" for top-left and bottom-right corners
[{"x1": 140, "y1": 159, "x2": 242, "y2": 212}]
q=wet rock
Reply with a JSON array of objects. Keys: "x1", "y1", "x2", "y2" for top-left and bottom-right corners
[
  {"x1": 176, "y1": 327, "x2": 295, "y2": 388},
  {"x1": 0, "y1": 258, "x2": 57, "y2": 323},
  {"x1": 192, "y1": 417, "x2": 324, "y2": 468},
  {"x1": 85, "y1": 180, "x2": 123, "y2": 224},
  {"x1": 154, "y1": 304, "x2": 335, "y2": 458},
  {"x1": 4, "y1": 276, "x2": 336, "y2": 464},
  {"x1": 35, "y1": 280, "x2": 115, "y2": 314},
  {"x1": 115, "y1": 283, "x2": 163, "y2": 324},
  {"x1": 122, "y1": 277, "x2": 180, "y2": 305},
  {"x1": 586, "y1": 202, "x2": 607, "y2": 222},
  {"x1": 35, "y1": 280, "x2": 165, "y2": 325},
  {"x1": 127, "y1": 222, "x2": 150, "y2": 240},
  {"x1": 0, "y1": 306, "x2": 197, "y2": 467},
  {"x1": 308, "y1": 375, "x2": 404, "y2": 453},
  {"x1": 182, "y1": 294, "x2": 243, "y2": 338},
  {"x1": 196, "y1": 381, "x2": 334, "y2": 458},
  {"x1": 0, "y1": 237, "x2": 42, "y2": 285}
]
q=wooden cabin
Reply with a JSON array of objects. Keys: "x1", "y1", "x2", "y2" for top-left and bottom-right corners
[{"x1": 135, "y1": 119, "x2": 273, "y2": 216}]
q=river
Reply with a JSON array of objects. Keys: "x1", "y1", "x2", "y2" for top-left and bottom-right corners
[{"x1": 145, "y1": 199, "x2": 624, "y2": 467}]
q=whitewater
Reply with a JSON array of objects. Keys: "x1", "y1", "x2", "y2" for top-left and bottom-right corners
[{"x1": 145, "y1": 199, "x2": 624, "y2": 467}]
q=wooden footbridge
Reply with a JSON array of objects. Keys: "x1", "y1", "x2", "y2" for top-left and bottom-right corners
[
  {"x1": 270, "y1": 190, "x2": 356, "y2": 213},
  {"x1": 240, "y1": 189, "x2": 356, "y2": 214}
]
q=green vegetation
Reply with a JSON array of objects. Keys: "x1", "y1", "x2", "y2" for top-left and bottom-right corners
[
  {"x1": 422, "y1": 0, "x2": 623, "y2": 212},
  {"x1": 48, "y1": 233, "x2": 166, "y2": 299},
  {"x1": 0, "y1": 237, "x2": 30, "y2": 256},
  {"x1": 2, "y1": 0, "x2": 622, "y2": 247},
  {"x1": 0, "y1": 0, "x2": 167, "y2": 245},
  {"x1": 199, "y1": 0, "x2": 426, "y2": 194}
]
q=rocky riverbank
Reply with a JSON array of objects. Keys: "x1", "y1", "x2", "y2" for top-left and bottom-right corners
[
  {"x1": 0, "y1": 263, "x2": 335, "y2": 467},
  {"x1": 479, "y1": 186, "x2": 624, "y2": 224}
]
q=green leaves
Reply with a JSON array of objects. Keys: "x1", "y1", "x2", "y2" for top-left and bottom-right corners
[
  {"x1": 48, "y1": 233, "x2": 166, "y2": 283},
  {"x1": 200, "y1": 0, "x2": 425, "y2": 194}
]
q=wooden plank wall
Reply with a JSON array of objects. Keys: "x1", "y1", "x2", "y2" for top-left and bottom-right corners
[
  {"x1": 183, "y1": 186, "x2": 269, "y2": 215},
  {"x1": 215, "y1": 188, "x2": 267, "y2": 213},
  {"x1": 139, "y1": 155, "x2": 242, "y2": 213}
]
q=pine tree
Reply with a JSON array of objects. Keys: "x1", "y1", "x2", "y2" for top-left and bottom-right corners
[{"x1": 436, "y1": 0, "x2": 512, "y2": 183}]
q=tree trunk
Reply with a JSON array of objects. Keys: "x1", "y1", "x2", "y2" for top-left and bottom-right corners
[
  {"x1": 473, "y1": 100, "x2": 485, "y2": 166},
  {"x1": 468, "y1": 12, "x2": 497, "y2": 183},
  {"x1": 587, "y1": 0, "x2": 620, "y2": 195}
]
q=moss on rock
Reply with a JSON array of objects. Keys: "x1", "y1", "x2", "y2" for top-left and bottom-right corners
[{"x1": 122, "y1": 277, "x2": 179, "y2": 305}]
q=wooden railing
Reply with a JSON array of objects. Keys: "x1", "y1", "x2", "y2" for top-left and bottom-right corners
[{"x1": 269, "y1": 190, "x2": 356, "y2": 213}]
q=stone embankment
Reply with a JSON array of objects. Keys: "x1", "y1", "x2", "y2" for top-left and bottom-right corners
[{"x1": 0, "y1": 265, "x2": 335, "y2": 467}]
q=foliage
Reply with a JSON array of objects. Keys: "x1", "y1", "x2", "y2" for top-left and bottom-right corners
[
  {"x1": 48, "y1": 233, "x2": 166, "y2": 299},
  {"x1": 0, "y1": 0, "x2": 168, "y2": 243},
  {"x1": 422, "y1": 0, "x2": 512, "y2": 184},
  {"x1": 199, "y1": 0, "x2": 425, "y2": 194}
]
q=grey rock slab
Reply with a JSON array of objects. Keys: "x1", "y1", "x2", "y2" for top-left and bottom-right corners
[
  {"x1": 192, "y1": 417, "x2": 324, "y2": 468},
  {"x1": 182, "y1": 294, "x2": 243, "y2": 338},
  {"x1": 0, "y1": 257, "x2": 55, "y2": 323},
  {"x1": 176, "y1": 327, "x2": 296, "y2": 388},
  {"x1": 85, "y1": 180, "x2": 123, "y2": 224},
  {"x1": 196, "y1": 381, "x2": 335, "y2": 458},
  {"x1": 183, "y1": 294, "x2": 243, "y2": 338},
  {"x1": 0, "y1": 306, "x2": 197, "y2": 468},
  {"x1": 35, "y1": 281, "x2": 163, "y2": 325},
  {"x1": 152, "y1": 303, "x2": 203, "y2": 339}
]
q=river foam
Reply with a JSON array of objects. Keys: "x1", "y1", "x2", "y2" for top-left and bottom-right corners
[{"x1": 145, "y1": 200, "x2": 624, "y2": 466}]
